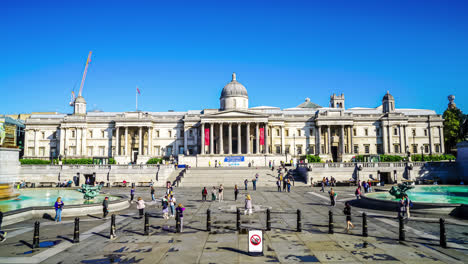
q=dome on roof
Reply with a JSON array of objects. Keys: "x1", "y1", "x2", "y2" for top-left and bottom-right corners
[
  {"x1": 220, "y1": 73, "x2": 248, "y2": 99},
  {"x1": 296, "y1": 98, "x2": 322, "y2": 108},
  {"x1": 75, "y1": 96, "x2": 86, "y2": 104},
  {"x1": 383, "y1": 91, "x2": 394, "y2": 101}
]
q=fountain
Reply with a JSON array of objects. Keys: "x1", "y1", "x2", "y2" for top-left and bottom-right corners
[
  {"x1": 388, "y1": 183, "x2": 414, "y2": 199},
  {"x1": 77, "y1": 184, "x2": 103, "y2": 200}
]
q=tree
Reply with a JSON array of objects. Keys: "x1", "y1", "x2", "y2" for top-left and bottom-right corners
[{"x1": 443, "y1": 107, "x2": 463, "y2": 153}]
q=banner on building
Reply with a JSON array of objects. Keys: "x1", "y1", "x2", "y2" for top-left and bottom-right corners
[
  {"x1": 224, "y1": 156, "x2": 245, "y2": 162},
  {"x1": 259, "y1": 127, "x2": 265, "y2": 145},
  {"x1": 205, "y1": 128, "x2": 210, "y2": 146}
]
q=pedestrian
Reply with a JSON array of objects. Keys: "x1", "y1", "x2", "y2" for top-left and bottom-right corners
[
  {"x1": 255, "y1": 173, "x2": 259, "y2": 181},
  {"x1": 169, "y1": 195, "x2": 176, "y2": 217},
  {"x1": 136, "y1": 197, "x2": 145, "y2": 218},
  {"x1": 234, "y1": 185, "x2": 239, "y2": 201},
  {"x1": 211, "y1": 187, "x2": 217, "y2": 201},
  {"x1": 287, "y1": 179, "x2": 291, "y2": 192},
  {"x1": 398, "y1": 197, "x2": 406, "y2": 218},
  {"x1": 244, "y1": 194, "x2": 252, "y2": 215},
  {"x1": 176, "y1": 204, "x2": 185, "y2": 232},
  {"x1": 162, "y1": 196, "x2": 169, "y2": 219},
  {"x1": 202, "y1": 187, "x2": 207, "y2": 201},
  {"x1": 276, "y1": 179, "x2": 281, "y2": 192},
  {"x1": 102, "y1": 197, "x2": 109, "y2": 218},
  {"x1": 218, "y1": 184, "x2": 224, "y2": 202},
  {"x1": 404, "y1": 195, "x2": 412, "y2": 219},
  {"x1": 209, "y1": 161, "x2": 211, "y2": 167},
  {"x1": 321, "y1": 180, "x2": 325, "y2": 192},
  {"x1": 355, "y1": 186, "x2": 361, "y2": 199},
  {"x1": 54, "y1": 197, "x2": 64, "y2": 222},
  {"x1": 252, "y1": 178, "x2": 257, "y2": 191},
  {"x1": 328, "y1": 188, "x2": 337, "y2": 207},
  {"x1": 343, "y1": 202, "x2": 354, "y2": 232},
  {"x1": 282, "y1": 177, "x2": 287, "y2": 192},
  {"x1": 367, "y1": 180, "x2": 372, "y2": 192},
  {"x1": 244, "y1": 179, "x2": 248, "y2": 190},
  {"x1": 326, "y1": 177, "x2": 329, "y2": 186},
  {"x1": 151, "y1": 186, "x2": 155, "y2": 201},
  {"x1": 130, "y1": 187, "x2": 135, "y2": 202}
]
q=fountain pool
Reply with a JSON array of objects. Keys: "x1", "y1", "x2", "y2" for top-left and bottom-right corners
[
  {"x1": 367, "y1": 185, "x2": 468, "y2": 204},
  {"x1": 0, "y1": 189, "x2": 120, "y2": 212}
]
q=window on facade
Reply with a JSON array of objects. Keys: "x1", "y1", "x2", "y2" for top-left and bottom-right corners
[
  {"x1": 364, "y1": 129, "x2": 368, "y2": 136},
  {"x1": 308, "y1": 145, "x2": 314, "y2": 154},
  {"x1": 376, "y1": 128, "x2": 380, "y2": 136},
  {"x1": 424, "y1": 129, "x2": 428, "y2": 136},
  {"x1": 276, "y1": 129, "x2": 280, "y2": 136},
  {"x1": 353, "y1": 129, "x2": 357, "y2": 136},
  {"x1": 424, "y1": 144, "x2": 429, "y2": 153},
  {"x1": 179, "y1": 146, "x2": 184, "y2": 155},
  {"x1": 28, "y1": 147, "x2": 34, "y2": 156},
  {"x1": 394, "y1": 144, "x2": 400, "y2": 153},
  {"x1": 412, "y1": 129, "x2": 416, "y2": 136},
  {"x1": 99, "y1": 146, "x2": 105, "y2": 156},
  {"x1": 166, "y1": 146, "x2": 172, "y2": 156},
  {"x1": 189, "y1": 129, "x2": 193, "y2": 137},
  {"x1": 321, "y1": 145, "x2": 325, "y2": 154},
  {"x1": 42, "y1": 132, "x2": 45, "y2": 139},
  {"x1": 89, "y1": 130, "x2": 93, "y2": 138},
  {"x1": 70, "y1": 146, "x2": 76, "y2": 155},
  {"x1": 87, "y1": 146, "x2": 93, "y2": 156},
  {"x1": 364, "y1": 145, "x2": 370, "y2": 154},
  {"x1": 102, "y1": 131, "x2": 105, "y2": 138},
  {"x1": 377, "y1": 144, "x2": 383, "y2": 154},
  {"x1": 309, "y1": 129, "x2": 314, "y2": 136},
  {"x1": 180, "y1": 130, "x2": 184, "y2": 137},
  {"x1": 412, "y1": 144, "x2": 418, "y2": 153},
  {"x1": 297, "y1": 129, "x2": 301, "y2": 137},
  {"x1": 296, "y1": 145, "x2": 302, "y2": 155},
  {"x1": 354, "y1": 145, "x2": 359, "y2": 154},
  {"x1": 285, "y1": 129, "x2": 289, "y2": 137},
  {"x1": 72, "y1": 130, "x2": 76, "y2": 138},
  {"x1": 435, "y1": 144, "x2": 440, "y2": 153},
  {"x1": 154, "y1": 146, "x2": 160, "y2": 156},
  {"x1": 168, "y1": 130, "x2": 172, "y2": 138},
  {"x1": 156, "y1": 130, "x2": 160, "y2": 138},
  {"x1": 276, "y1": 146, "x2": 281, "y2": 154},
  {"x1": 39, "y1": 147, "x2": 45, "y2": 156},
  {"x1": 50, "y1": 147, "x2": 57, "y2": 157},
  {"x1": 285, "y1": 146, "x2": 290, "y2": 154},
  {"x1": 394, "y1": 127, "x2": 398, "y2": 136}
]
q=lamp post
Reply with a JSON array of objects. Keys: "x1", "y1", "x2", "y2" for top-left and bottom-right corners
[{"x1": 421, "y1": 146, "x2": 424, "y2": 161}]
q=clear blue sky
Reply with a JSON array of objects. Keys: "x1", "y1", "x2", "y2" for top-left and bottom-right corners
[{"x1": 2, "y1": 0, "x2": 467, "y2": 115}]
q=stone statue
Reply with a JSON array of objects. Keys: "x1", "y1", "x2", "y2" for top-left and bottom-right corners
[
  {"x1": 0, "y1": 122, "x2": 5, "y2": 146},
  {"x1": 77, "y1": 184, "x2": 102, "y2": 200},
  {"x1": 389, "y1": 183, "x2": 414, "y2": 199}
]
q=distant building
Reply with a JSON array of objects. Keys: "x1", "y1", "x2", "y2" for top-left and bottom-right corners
[{"x1": 23, "y1": 73, "x2": 444, "y2": 165}]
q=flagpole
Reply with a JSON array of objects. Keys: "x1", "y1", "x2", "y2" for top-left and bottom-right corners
[{"x1": 136, "y1": 86, "x2": 138, "y2": 111}]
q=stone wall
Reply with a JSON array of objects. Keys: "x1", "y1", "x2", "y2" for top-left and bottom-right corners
[{"x1": 0, "y1": 148, "x2": 20, "y2": 183}]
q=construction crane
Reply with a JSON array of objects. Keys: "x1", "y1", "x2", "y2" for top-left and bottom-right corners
[{"x1": 70, "y1": 51, "x2": 92, "y2": 106}]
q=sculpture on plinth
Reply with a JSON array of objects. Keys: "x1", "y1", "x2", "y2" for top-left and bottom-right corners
[
  {"x1": 389, "y1": 183, "x2": 414, "y2": 199},
  {"x1": 77, "y1": 184, "x2": 102, "y2": 200}
]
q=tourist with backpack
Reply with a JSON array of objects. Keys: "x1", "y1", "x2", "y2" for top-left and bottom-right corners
[{"x1": 202, "y1": 187, "x2": 208, "y2": 201}]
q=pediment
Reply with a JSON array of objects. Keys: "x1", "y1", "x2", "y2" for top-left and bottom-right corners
[{"x1": 203, "y1": 110, "x2": 267, "y2": 118}]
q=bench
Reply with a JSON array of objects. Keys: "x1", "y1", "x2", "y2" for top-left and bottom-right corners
[
  {"x1": 138, "y1": 182, "x2": 152, "y2": 187},
  {"x1": 39, "y1": 182, "x2": 56, "y2": 188},
  {"x1": 112, "y1": 182, "x2": 128, "y2": 187}
]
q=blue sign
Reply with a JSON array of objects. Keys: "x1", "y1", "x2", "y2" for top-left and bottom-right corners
[{"x1": 224, "y1": 156, "x2": 245, "y2": 162}]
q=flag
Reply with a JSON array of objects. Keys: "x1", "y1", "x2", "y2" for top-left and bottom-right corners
[
  {"x1": 205, "y1": 128, "x2": 210, "y2": 145},
  {"x1": 260, "y1": 127, "x2": 265, "y2": 145},
  {"x1": 136, "y1": 87, "x2": 141, "y2": 95}
]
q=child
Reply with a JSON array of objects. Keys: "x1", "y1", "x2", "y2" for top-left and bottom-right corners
[{"x1": 136, "y1": 197, "x2": 145, "y2": 218}]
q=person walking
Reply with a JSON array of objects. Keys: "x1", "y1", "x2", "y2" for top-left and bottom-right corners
[
  {"x1": 321, "y1": 180, "x2": 325, "y2": 192},
  {"x1": 234, "y1": 185, "x2": 239, "y2": 201},
  {"x1": 102, "y1": 197, "x2": 109, "y2": 218},
  {"x1": 244, "y1": 194, "x2": 252, "y2": 215},
  {"x1": 211, "y1": 187, "x2": 217, "y2": 201},
  {"x1": 130, "y1": 187, "x2": 135, "y2": 202},
  {"x1": 282, "y1": 177, "x2": 287, "y2": 192},
  {"x1": 54, "y1": 197, "x2": 64, "y2": 222},
  {"x1": 343, "y1": 202, "x2": 354, "y2": 232},
  {"x1": 150, "y1": 186, "x2": 155, "y2": 201},
  {"x1": 169, "y1": 195, "x2": 176, "y2": 217},
  {"x1": 287, "y1": 179, "x2": 291, "y2": 193},
  {"x1": 136, "y1": 197, "x2": 145, "y2": 218},
  {"x1": 218, "y1": 184, "x2": 224, "y2": 202},
  {"x1": 252, "y1": 178, "x2": 257, "y2": 191},
  {"x1": 176, "y1": 204, "x2": 186, "y2": 232},
  {"x1": 328, "y1": 188, "x2": 337, "y2": 207},
  {"x1": 404, "y1": 195, "x2": 412, "y2": 219},
  {"x1": 244, "y1": 179, "x2": 248, "y2": 190},
  {"x1": 202, "y1": 187, "x2": 208, "y2": 201},
  {"x1": 355, "y1": 186, "x2": 361, "y2": 199},
  {"x1": 162, "y1": 195, "x2": 169, "y2": 219},
  {"x1": 367, "y1": 180, "x2": 372, "y2": 192},
  {"x1": 276, "y1": 179, "x2": 281, "y2": 192}
]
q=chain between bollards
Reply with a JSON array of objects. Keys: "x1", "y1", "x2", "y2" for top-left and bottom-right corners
[
  {"x1": 440, "y1": 218, "x2": 447, "y2": 248},
  {"x1": 236, "y1": 208, "x2": 241, "y2": 232},
  {"x1": 398, "y1": 215, "x2": 405, "y2": 242},
  {"x1": 73, "y1": 217, "x2": 80, "y2": 243},
  {"x1": 176, "y1": 211, "x2": 181, "y2": 233},
  {"x1": 266, "y1": 208, "x2": 271, "y2": 231},
  {"x1": 362, "y1": 212, "x2": 368, "y2": 237},
  {"x1": 110, "y1": 214, "x2": 116, "y2": 239},
  {"x1": 144, "y1": 212, "x2": 150, "y2": 236},
  {"x1": 206, "y1": 209, "x2": 211, "y2": 232},
  {"x1": 328, "y1": 210, "x2": 334, "y2": 234},
  {"x1": 32, "y1": 221, "x2": 40, "y2": 249},
  {"x1": 296, "y1": 209, "x2": 302, "y2": 232}
]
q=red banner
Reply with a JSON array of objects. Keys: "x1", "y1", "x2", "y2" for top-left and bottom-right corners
[
  {"x1": 205, "y1": 128, "x2": 210, "y2": 146},
  {"x1": 260, "y1": 127, "x2": 265, "y2": 145}
]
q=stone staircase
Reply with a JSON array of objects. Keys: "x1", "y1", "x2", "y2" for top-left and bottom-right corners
[{"x1": 179, "y1": 167, "x2": 308, "y2": 187}]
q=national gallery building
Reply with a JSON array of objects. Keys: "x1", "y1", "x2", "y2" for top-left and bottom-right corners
[{"x1": 24, "y1": 73, "x2": 444, "y2": 166}]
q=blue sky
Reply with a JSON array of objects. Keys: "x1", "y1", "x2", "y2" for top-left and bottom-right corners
[{"x1": 1, "y1": 0, "x2": 467, "y2": 115}]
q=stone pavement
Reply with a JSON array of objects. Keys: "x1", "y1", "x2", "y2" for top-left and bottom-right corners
[{"x1": 0, "y1": 185, "x2": 467, "y2": 263}]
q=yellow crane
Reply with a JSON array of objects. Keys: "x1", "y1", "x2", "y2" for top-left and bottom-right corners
[{"x1": 70, "y1": 51, "x2": 92, "y2": 106}]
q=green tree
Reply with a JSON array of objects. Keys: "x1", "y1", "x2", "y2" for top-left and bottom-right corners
[{"x1": 443, "y1": 107, "x2": 463, "y2": 153}]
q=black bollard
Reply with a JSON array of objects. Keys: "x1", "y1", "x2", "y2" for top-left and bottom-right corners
[
  {"x1": 73, "y1": 217, "x2": 80, "y2": 243},
  {"x1": 362, "y1": 212, "x2": 368, "y2": 237},
  {"x1": 207, "y1": 209, "x2": 211, "y2": 232},
  {"x1": 236, "y1": 208, "x2": 241, "y2": 232},
  {"x1": 110, "y1": 214, "x2": 116, "y2": 239},
  {"x1": 266, "y1": 209, "x2": 271, "y2": 231},
  {"x1": 328, "y1": 210, "x2": 334, "y2": 234},
  {"x1": 297, "y1": 209, "x2": 302, "y2": 232},
  {"x1": 144, "y1": 212, "x2": 149, "y2": 236},
  {"x1": 176, "y1": 211, "x2": 181, "y2": 233},
  {"x1": 32, "y1": 221, "x2": 40, "y2": 249},
  {"x1": 440, "y1": 218, "x2": 447, "y2": 248},
  {"x1": 398, "y1": 215, "x2": 405, "y2": 242}
]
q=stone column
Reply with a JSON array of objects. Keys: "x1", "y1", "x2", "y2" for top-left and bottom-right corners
[
  {"x1": 255, "y1": 123, "x2": 260, "y2": 154},
  {"x1": 82, "y1": 128, "x2": 87, "y2": 156},
  {"x1": 404, "y1": 125, "x2": 408, "y2": 153},
  {"x1": 388, "y1": 125, "x2": 392, "y2": 154},
  {"x1": 264, "y1": 123, "x2": 269, "y2": 154},
  {"x1": 138, "y1": 127, "x2": 142, "y2": 155},
  {"x1": 382, "y1": 123, "x2": 387, "y2": 154},
  {"x1": 219, "y1": 123, "x2": 223, "y2": 154},
  {"x1": 327, "y1": 126, "x2": 331, "y2": 154},
  {"x1": 63, "y1": 128, "x2": 68, "y2": 157},
  {"x1": 201, "y1": 123, "x2": 205, "y2": 154},
  {"x1": 125, "y1": 127, "x2": 128, "y2": 156},
  {"x1": 184, "y1": 127, "x2": 188, "y2": 155},
  {"x1": 439, "y1": 126, "x2": 444, "y2": 153},
  {"x1": 116, "y1": 127, "x2": 120, "y2": 155},
  {"x1": 108, "y1": 127, "x2": 113, "y2": 157},
  {"x1": 228, "y1": 123, "x2": 232, "y2": 154},
  {"x1": 75, "y1": 128, "x2": 80, "y2": 156},
  {"x1": 34, "y1": 129, "x2": 38, "y2": 157},
  {"x1": 316, "y1": 126, "x2": 321, "y2": 155},
  {"x1": 210, "y1": 123, "x2": 214, "y2": 154},
  {"x1": 340, "y1": 125, "x2": 345, "y2": 154},
  {"x1": 347, "y1": 126, "x2": 351, "y2": 153},
  {"x1": 238, "y1": 123, "x2": 242, "y2": 154},
  {"x1": 148, "y1": 127, "x2": 152, "y2": 156},
  {"x1": 428, "y1": 124, "x2": 433, "y2": 155},
  {"x1": 399, "y1": 125, "x2": 403, "y2": 153},
  {"x1": 59, "y1": 127, "x2": 65, "y2": 156},
  {"x1": 246, "y1": 123, "x2": 251, "y2": 154},
  {"x1": 281, "y1": 126, "x2": 285, "y2": 154}
]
